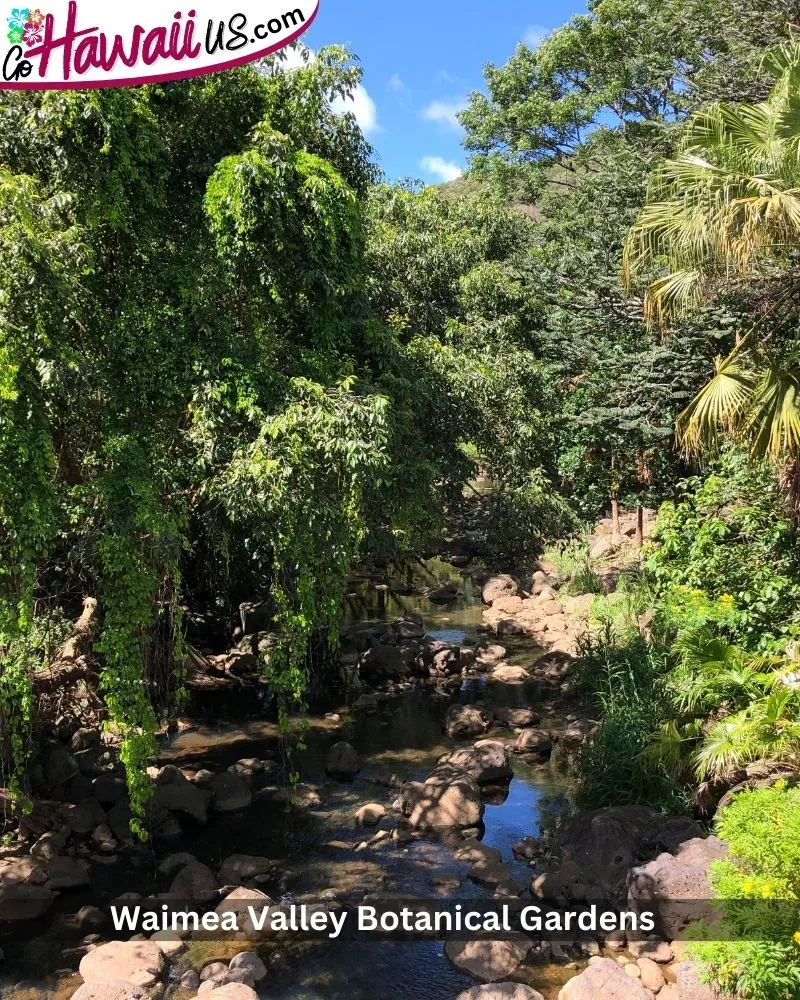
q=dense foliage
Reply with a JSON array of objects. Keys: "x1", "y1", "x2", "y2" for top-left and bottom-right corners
[
  {"x1": 2, "y1": 2, "x2": 800, "y2": 991},
  {"x1": 691, "y1": 783, "x2": 800, "y2": 1000},
  {"x1": 0, "y1": 51, "x2": 558, "y2": 819}
]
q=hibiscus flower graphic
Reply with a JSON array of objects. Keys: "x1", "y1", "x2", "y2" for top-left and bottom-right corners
[
  {"x1": 7, "y1": 8, "x2": 30, "y2": 30},
  {"x1": 7, "y1": 25, "x2": 23, "y2": 44},
  {"x1": 27, "y1": 7, "x2": 44, "y2": 25},
  {"x1": 23, "y1": 20, "x2": 41, "y2": 44}
]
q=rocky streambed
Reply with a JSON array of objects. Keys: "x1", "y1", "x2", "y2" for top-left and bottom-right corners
[{"x1": 0, "y1": 561, "x2": 729, "y2": 1000}]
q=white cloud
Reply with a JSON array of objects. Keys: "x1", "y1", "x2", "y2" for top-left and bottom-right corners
[
  {"x1": 389, "y1": 73, "x2": 410, "y2": 96},
  {"x1": 332, "y1": 86, "x2": 381, "y2": 135},
  {"x1": 420, "y1": 156, "x2": 463, "y2": 183},
  {"x1": 421, "y1": 97, "x2": 467, "y2": 131},
  {"x1": 434, "y1": 69, "x2": 455, "y2": 85},
  {"x1": 523, "y1": 24, "x2": 549, "y2": 48},
  {"x1": 274, "y1": 43, "x2": 315, "y2": 70},
  {"x1": 273, "y1": 44, "x2": 381, "y2": 136}
]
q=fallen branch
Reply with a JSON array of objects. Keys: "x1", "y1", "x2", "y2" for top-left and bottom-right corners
[{"x1": 34, "y1": 596, "x2": 100, "y2": 693}]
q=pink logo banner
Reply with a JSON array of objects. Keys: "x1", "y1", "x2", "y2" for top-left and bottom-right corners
[{"x1": 1, "y1": 1, "x2": 318, "y2": 88}]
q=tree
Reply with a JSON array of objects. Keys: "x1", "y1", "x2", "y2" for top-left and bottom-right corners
[
  {"x1": 0, "y1": 51, "x2": 395, "y2": 824},
  {"x1": 624, "y1": 40, "x2": 800, "y2": 493},
  {"x1": 460, "y1": 0, "x2": 797, "y2": 196}
]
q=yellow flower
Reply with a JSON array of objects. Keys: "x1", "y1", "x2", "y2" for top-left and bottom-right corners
[
  {"x1": 794, "y1": 931, "x2": 800, "y2": 947},
  {"x1": 742, "y1": 880, "x2": 754, "y2": 893},
  {"x1": 761, "y1": 886, "x2": 773, "y2": 899}
]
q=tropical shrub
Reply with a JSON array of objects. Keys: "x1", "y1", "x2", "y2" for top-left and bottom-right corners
[
  {"x1": 484, "y1": 470, "x2": 579, "y2": 567},
  {"x1": 690, "y1": 782, "x2": 800, "y2": 1000},
  {"x1": 572, "y1": 626, "x2": 689, "y2": 812},
  {"x1": 646, "y1": 449, "x2": 800, "y2": 647}
]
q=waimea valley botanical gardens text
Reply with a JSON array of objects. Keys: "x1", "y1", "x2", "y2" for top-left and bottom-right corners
[{"x1": 110, "y1": 902, "x2": 657, "y2": 940}]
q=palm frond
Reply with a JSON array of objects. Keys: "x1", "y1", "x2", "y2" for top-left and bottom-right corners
[
  {"x1": 745, "y1": 360, "x2": 800, "y2": 461},
  {"x1": 677, "y1": 352, "x2": 757, "y2": 455}
]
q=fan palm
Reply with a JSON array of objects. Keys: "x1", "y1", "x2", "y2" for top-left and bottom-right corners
[
  {"x1": 647, "y1": 629, "x2": 800, "y2": 780},
  {"x1": 623, "y1": 40, "x2": 800, "y2": 472}
]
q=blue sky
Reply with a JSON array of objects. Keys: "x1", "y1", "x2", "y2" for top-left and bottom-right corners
[{"x1": 302, "y1": 0, "x2": 587, "y2": 184}]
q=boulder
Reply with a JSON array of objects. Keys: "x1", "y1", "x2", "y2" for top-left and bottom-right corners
[
  {"x1": 209, "y1": 772, "x2": 253, "y2": 813},
  {"x1": 149, "y1": 931, "x2": 185, "y2": 958},
  {"x1": 228, "y1": 759, "x2": 264, "y2": 782},
  {"x1": 43, "y1": 746, "x2": 79, "y2": 788},
  {"x1": 70, "y1": 728, "x2": 102, "y2": 753},
  {"x1": 152, "y1": 766, "x2": 210, "y2": 823},
  {"x1": 511, "y1": 836, "x2": 542, "y2": 861},
  {"x1": 559, "y1": 958, "x2": 654, "y2": 999},
  {"x1": 181, "y1": 971, "x2": 201, "y2": 992},
  {"x1": 494, "y1": 707, "x2": 540, "y2": 728},
  {"x1": 537, "y1": 599, "x2": 562, "y2": 617},
  {"x1": 673, "y1": 960, "x2": 735, "y2": 999},
  {"x1": 427, "y1": 583, "x2": 459, "y2": 605},
  {"x1": 262, "y1": 783, "x2": 321, "y2": 809},
  {"x1": 70, "y1": 983, "x2": 149, "y2": 1000},
  {"x1": 229, "y1": 952, "x2": 267, "y2": 982},
  {"x1": 628, "y1": 837, "x2": 728, "y2": 940},
  {"x1": 79, "y1": 941, "x2": 165, "y2": 989},
  {"x1": 238, "y1": 600, "x2": 272, "y2": 636},
  {"x1": 641, "y1": 816, "x2": 704, "y2": 855},
  {"x1": 70, "y1": 798, "x2": 108, "y2": 836},
  {"x1": 354, "y1": 803, "x2": 388, "y2": 827},
  {"x1": 45, "y1": 857, "x2": 90, "y2": 890},
  {"x1": 438, "y1": 742, "x2": 512, "y2": 786},
  {"x1": 359, "y1": 645, "x2": 408, "y2": 682},
  {"x1": 482, "y1": 576, "x2": 519, "y2": 605},
  {"x1": 468, "y1": 859, "x2": 514, "y2": 888},
  {"x1": 215, "y1": 886, "x2": 274, "y2": 936},
  {"x1": 457, "y1": 985, "x2": 544, "y2": 1000},
  {"x1": 492, "y1": 596, "x2": 525, "y2": 615},
  {"x1": 158, "y1": 853, "x2": 196, "y2": 877},
  {"x1": 194, "y1": 986, "x2": 258, "y2": 1000},
  {"x1": 227, "y1": 969, "x2": 256, "y2": 988},
  {"x1": 433, "y1": 648, "x2": 461, "y2": 675},
  {"x1": 637, "y1": 958, "x2": 665, "y2": 993},
  {"x1": 590, "y1": 535, "x2": 625, "y2": 560},
  {"x1": 91, "y1": 774, "x2": 128, "y2": 805},
  {"x1": 0, "y1": 882, "x2": 57, "y2": 921},
  {"x1": 513, "y1": 729, "x2": 552, "y2": 757},
  {"x1": 627, "y1": 937, "x2": 673, "y2": 964},
  {"x1": 445, "y1": 936, "x2": 532, "y2": 982},
  {"x1": 476, "y1": 645, "x2": 507, "y2": 665},
  {"x1": 325, "y1": 742, "x2": 360, "y2": 781},
  {"x1": 399, "y1": 771, "x2": 484, "y2": 829},
  {"x1": 218, "y1": 855, "x2": 274, "y2": 885},
  {"x1": 392, "y1": 613, "x2": 426, "y2": 639},
  {"x1": 108, "y1": 802, "x2": 135, "y2": 841},
  {"x1": 444, "y1": 704, "x2": 494, "y2": 739},
  {"x1": 556, "y1": 805, "x2": 662, "y2": 894},
  {"x1": 0, "y1": 856, "x2": 48, "y2": 885},
  {"x1": 491, "y1": 665, "x2": 530, "y2": 684},
  {"x1": 168, "y1": 860, "x2": 219, "y2": 902},
  {"x1": 200, "y1": 962, "x2": 230, "y2": 984},
  {"x1": 453, "y1": 839, "x2": 503, "y2": 865},
  {"x1": 75, "y1": 905, "x2": 108, "y2": 931}
]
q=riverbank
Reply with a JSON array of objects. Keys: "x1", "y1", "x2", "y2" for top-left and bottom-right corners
[{"x1": 0, "y1": 540, "x2": 729, "y2": 1000}]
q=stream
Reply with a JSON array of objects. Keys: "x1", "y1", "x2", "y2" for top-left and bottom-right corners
[{"x1": 2, "y1": 561, "x2": 579, "y2": 1000}]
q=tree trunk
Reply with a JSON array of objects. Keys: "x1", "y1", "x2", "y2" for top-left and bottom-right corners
[
  {"x1": 33, "y1": 596, "x2": 99, "y2": 693},
  {"x1": 635, "y1": 505, "x2": 644, "y2": 549},
  {"x1": 611, "y1": 497, "x2": 620, "y2": 536}
]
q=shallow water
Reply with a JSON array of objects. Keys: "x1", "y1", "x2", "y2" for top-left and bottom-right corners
[{"x1": 1, "y1": 564, "x2": 579, "y2": 1000}]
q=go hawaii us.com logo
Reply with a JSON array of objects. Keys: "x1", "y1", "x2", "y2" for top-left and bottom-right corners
[{"x1": 1, "y1": 0, "x2": 318, "y2": 88}]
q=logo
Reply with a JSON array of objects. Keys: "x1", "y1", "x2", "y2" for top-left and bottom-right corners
[{"x1": 1, "y1": 0, "x2": 318, "y2": 89}]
